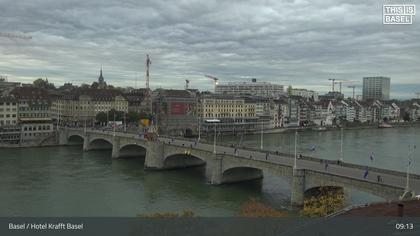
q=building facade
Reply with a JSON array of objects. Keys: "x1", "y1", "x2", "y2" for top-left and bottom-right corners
[
  {"x1": 215, "y1": 79, "x2": 285, "y2": 98},
  {"x1": 363, "y1": 76, "x2": 390, "y2": 101},
  {"x1": 52, "y1": 88, "x2": 128, "y2": 126},
  {"x1": 153, "y1": 89, "x2": 198, "y2": 136}
]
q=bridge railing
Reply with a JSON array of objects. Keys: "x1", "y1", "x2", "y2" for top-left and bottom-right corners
[{"x1": 63, "y1": 127, "x2": 420, "y2": 180}]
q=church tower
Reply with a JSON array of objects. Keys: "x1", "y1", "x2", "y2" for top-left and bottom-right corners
[{"x1": 98, "y1": 67, "x2": 107, "y2": 89}]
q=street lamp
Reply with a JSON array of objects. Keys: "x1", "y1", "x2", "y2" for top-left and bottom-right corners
[
  {"x1": 260, "y1": 120, "x2": 265, "y2": 150},
  {"x1": 205, "y1": 119, "x2": 220, "y2": 154},
  {"x1": 197, "y1": 117, "x2": 201, "y2": 141},
  {"x1": 113, "y1": 112, "x2": 116, "y2": 137},
  {"x1": 404, "y1": 145, "x2": 416, "y2": 196},
  {"x1": 340, "y1": 127, "x2": 344, "y2": 162},
  {"x1": 124, "y1": 112, "x2": 127, "y2": 132},
  {"x1": 294, "y1": 129, "x2": 298, "y2": 169}
]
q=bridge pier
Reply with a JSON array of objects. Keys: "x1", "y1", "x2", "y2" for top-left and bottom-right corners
[
  {"x1": 82, "y1": 134, "x2": 90, "y2": 151},
  {"x1": 291, "y1": 168, "x2": 306, "y2": 207},
  {"x1": 111, "y1": 138, "x2": 120, "y2": 159},
  {"x1": 205, "y1": 154, "x2": 223, "y2": 184},
  {"x1": 144, "y1": 141, "x2": 165, "y2": 170},
  {"x1": 58, "y1": 129, "x2": 69, "y2": 145}
]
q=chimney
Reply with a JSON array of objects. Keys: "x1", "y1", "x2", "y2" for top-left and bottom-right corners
[{"x1": 397, "y1": 203, "x2": 404, "y2": 217}]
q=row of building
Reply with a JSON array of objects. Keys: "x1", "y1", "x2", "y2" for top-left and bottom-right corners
[{"x1": 0, "y1": 72, "x2": 418, "y2": 144}]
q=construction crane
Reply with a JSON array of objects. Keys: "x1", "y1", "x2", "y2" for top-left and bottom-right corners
[
  {"x1": 0, "y1": 32, "x2": 32, "y2": 40},
  {"x1": 347, "y1": 85, "x2": 358, "y2": 99},
  {"x1": 328, "y1": 78, "x2": 337, "y2": 92},
  {"x1": 205, "y1": 74, "x2": 219, "y2": 92},
  {"x1": 185, "y1": 79, "x2": 190, "y2": 90},
  {"x1": 334, "y1": 80, "x2": 358, "y2": 94}
]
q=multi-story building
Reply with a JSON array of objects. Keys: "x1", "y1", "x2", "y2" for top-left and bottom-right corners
[
  {"x1": 0, "y1": 96, "x2": 20, "y2": 144},
  {"x1": 409, "y1": 102, "x2": 420, "y2": 121},
  {"x1": 123, "y1": 89, "x2": 149, "y2": 114},
  {"x1": 197, "y1": 95, "x2": 260, "y2": 133},
  {"x1": 0, "y1": 96, "x2": 18, "y2": 126},
  {"x1": 291, "y1": 88, "x2": 318, "y2": 101},
  {"x1": 53, "y1": 88, "x2": 128, "y2": 126},
  {"x1": 9, "y1": 87, "x2": 55, "y2": 143},
  {"x1": 215, "y1": 79, "x2": 285, "y2": 98},
  {"x1": 153, "y1": 89, "x2": 198, "y2": 136},
  {"x1": 0, "y1": 76, "x2": 20, "y2": 95},
  {"x1": 363, "y1": 76, "x2": 390, "y2": 101}
]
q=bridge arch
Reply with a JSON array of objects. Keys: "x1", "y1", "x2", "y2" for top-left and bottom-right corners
[
  {"x1": 88, "y1": 137, "x2": 113, "y2": 150},
  {"x1": 221, "y1": 166, "x2": 263, "y2": 184},
  {"x1": 118, "y1": 143, "x2": 147, "y2": 159},
  {"x1": 68, "y1": 134, "x2": 84, "y2": 144},
  {"x1": 303, "y1": 172, "x2": 400, "y2": 201},
  {"x1": 163, "y1": 153, "x2": 206, "y2": 169}
]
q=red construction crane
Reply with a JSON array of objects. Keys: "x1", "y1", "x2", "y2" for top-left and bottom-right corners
[{"x1": 144, "y1": 54, "x2": 152, "y2": 114}]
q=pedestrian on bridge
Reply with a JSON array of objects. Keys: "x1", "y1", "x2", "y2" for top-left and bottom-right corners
[
  {"x1": 325, "y1": 162, "x2": 328, "y2": 171},
  {"x1": 363, "y1": 167, "x2": 369, "y2": 179},
  {"x1": 265, "y1": 152, "x2": 269, "y2": 160}
]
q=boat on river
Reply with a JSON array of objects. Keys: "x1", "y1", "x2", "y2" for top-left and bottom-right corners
[
  {"x1": 378, "y1": 123, "x2": 393, "y2": 128},
  {"x1": 312, "y1": 126, "x2": 327, "y2": 131}
]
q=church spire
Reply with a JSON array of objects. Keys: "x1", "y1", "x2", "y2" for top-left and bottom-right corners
[
  {"x1": 98, "y1": 66, "x2": 104, "y2": 83},
  {"x1": 98, "y1": 66, "x2": 106, "y2": 89}
]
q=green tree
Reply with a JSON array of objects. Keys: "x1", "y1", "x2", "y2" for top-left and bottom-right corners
[
  {"x1": 108, "y1": 109, "x2": 124, "y2": 121},
  {"x1": 287, "y1": 85, "x2": 293, "y2": 96},
  {"x1": 91, "y1": 82, "x2": 99, "y2": 89},
  {"x1": 33, "y1": 78, "x2": 55, "y2": 89},
  {"x1": 96, "y1": 112, "x2": 108, "y2": 124},
  {"x1": 127, "y1": 111, "x2": 141, "y2": 123}
]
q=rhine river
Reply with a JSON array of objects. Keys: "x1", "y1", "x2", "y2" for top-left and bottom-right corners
[{"x1": 0, "y1": 126, "x2": 419, "y2": 217}]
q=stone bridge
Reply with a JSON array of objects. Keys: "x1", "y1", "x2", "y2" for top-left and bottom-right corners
[{"x1": 58, "y1": 128, "x2": 420, "y2": 206}]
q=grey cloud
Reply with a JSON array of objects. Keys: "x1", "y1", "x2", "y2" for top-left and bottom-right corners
[{"x1": 0, "y1": 0, "x2": 419, "y2": 98}]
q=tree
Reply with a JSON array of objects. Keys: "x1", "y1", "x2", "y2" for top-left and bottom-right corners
[
  {"x1": 91, "y1": 82, "x2": 99, "y2": 89},
  {"x1": 300, "y1": 186, "x2": 345, "y2": 217},
  {"x1": 287, "y1": 85, "x2": 293, "y2": 96},
  {"x1": 96, "y1": 112, "x2": 108, "y2": 124},
  {"x1": 237, "y1": 198, "x2": 287, "y2": 217},
  {"x1": 127, "y1": 111, "x2": 141, "y2": 123},
  {"x1": 108, "y1": 109, "x2": 124, "y2": 121},
  {"x1": 33, "y1": 78, "x2": 55, "y2": 89}
]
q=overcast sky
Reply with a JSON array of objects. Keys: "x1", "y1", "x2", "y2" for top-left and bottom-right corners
[{"x1": 0, "y1": 0, "x2": 419, "y2": 99}]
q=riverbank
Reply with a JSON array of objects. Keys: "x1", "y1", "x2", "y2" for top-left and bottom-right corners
[
  {"x1": 258, "y1": 121, "x2": 420, "y2": 134},
  {"x1": 0, "y1": 133, "x2": 59, "y2": 148}
]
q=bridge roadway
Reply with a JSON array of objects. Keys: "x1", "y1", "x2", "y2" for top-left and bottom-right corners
[{"x1": 59, "y1": 128, "x2": 420, "y2": 206}]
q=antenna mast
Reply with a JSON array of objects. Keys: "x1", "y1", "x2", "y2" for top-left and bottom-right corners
[{"x1": 145, "y1": 54, "x2": 153, "y2": 116}]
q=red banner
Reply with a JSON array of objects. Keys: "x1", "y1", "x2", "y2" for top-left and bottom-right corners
[{"x1": 170, "y1": 102, "x2": 192, "y2": 115}]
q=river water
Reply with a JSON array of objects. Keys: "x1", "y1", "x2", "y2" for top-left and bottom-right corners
[{"x1": 0, "y1": 126, "x2": 418, "y2": 217}]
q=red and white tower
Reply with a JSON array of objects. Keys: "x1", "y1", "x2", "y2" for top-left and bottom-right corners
[{"x1": 145, "y1": 54, "x2": 153, "y2": 114}]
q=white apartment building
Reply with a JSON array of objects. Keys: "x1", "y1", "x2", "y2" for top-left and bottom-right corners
[
  {"x1": 291, "y1": 88, "x2": 319, "y2": 101},
  {"x1": 215, "y1": 79, "x2": 285, "y2": 98},
  {"x1": 0, "y1": 97, "x2": 18, "y2": 126}
]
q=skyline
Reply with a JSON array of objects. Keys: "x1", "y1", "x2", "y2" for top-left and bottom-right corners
[{"x1": 0, "y1": 0, "x2": 419, "y2": 99}]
